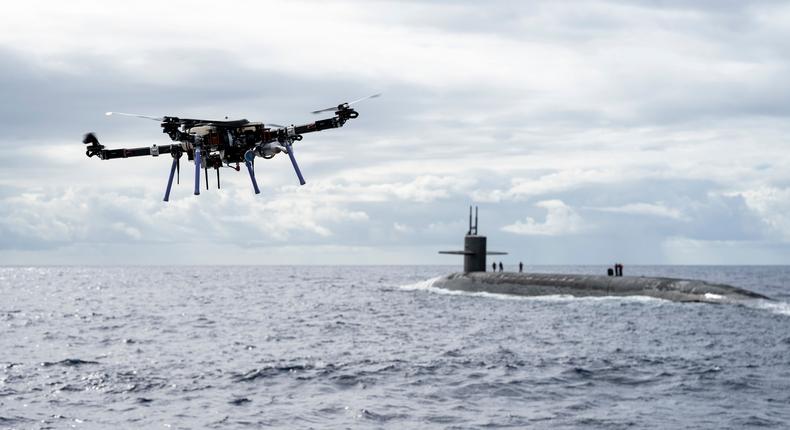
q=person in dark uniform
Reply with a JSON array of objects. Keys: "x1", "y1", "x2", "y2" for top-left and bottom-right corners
[
  {"x1": 519, "y1": 262, "x2": 523, "y2": 273},
  {"x1": 492, "y1": 262, "x2": 496, "y2": 272},
  {"x1": 498, "y1": 262, "x2": 503, "y2": 272}
]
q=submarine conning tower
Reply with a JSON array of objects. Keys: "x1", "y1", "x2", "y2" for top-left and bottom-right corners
[{"x1": 439, "y1": 206, "x2": 507, "y2": 273}]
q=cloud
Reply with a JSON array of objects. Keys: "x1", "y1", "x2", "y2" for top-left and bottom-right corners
[
  {"x1": 660, "y1": 236, "x2": 790, "y2": 265},
  {"x1": 730, "y1": 187, "x2": 790, "y2": 240},
  {"x1": 283, "y1": 175, "x2": 476, "y2": 204},
  {"x1": 2, "y1": 1, "x2": 790, "y2": 263},
  {"x1": 393, "y1": 222, "x2": 411, "y2": 233},
  {"x1": 587, "y1": 202, "x2": 687, "y2": 220},
  {"x1": 502, "y1": 200, "x2": 586, "y2": 236},
  {"x1": 0, "y1": 185, "x2": 370, "y2": 250}
]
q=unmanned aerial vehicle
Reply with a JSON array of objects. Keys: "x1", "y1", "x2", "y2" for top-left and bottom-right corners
[{"x1": 82, "y1": 94, "x2": 380, "y2": 201}]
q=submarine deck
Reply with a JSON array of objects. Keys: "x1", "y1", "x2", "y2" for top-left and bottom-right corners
[{"x1": 432, "y1": 271, "x2": 771, "y2": 303}]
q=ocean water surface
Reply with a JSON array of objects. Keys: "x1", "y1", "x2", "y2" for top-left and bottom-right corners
[{"x1": 1, "y1": 265, "x2": 789, "y2": 429}]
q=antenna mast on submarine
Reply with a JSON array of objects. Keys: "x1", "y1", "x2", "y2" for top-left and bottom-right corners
[
  {"x1": 467, "y1": 205, "x2": 479, "y2": 235},
  {"x1": 439, "y1": 206, "x2": 506, "y2": 272},
  {"x1": 474, "y1": 206, "x2": 478, "y2": 235},
  {"x1": 467, "y1": 206, "x2": 473, "y2": 235}
]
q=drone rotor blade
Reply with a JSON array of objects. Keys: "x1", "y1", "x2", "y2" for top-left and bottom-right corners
[
  {"x1": 348, "y1": 93, "x2": 381, "y2": 106},
  {"x1": 310, "y1": 106, "x2": 339, "y2": 115},
  {"x1": 265, "y1": 123, "x2": 286, "y2": 129},
  {"x1": 310, "y1": 93, "x2": 381, "y2": 114},
  {"x1": 284, "y1": 142, "x2": 306, "y2": 185},
  {"x1": 105, "y1": 112, "x2": 164, "y2": 122}
]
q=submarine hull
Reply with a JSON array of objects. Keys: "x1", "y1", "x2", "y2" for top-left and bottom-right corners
[{"x1": 432, "y1": 272, "x2": 771, "y2": 303}]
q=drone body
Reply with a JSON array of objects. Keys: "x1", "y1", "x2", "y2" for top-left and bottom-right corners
[{"x1": 83, "y1": 94, "x2": 379, "y2": 201}]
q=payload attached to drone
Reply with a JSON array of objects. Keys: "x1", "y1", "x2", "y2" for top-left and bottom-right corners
[{"x1": 83, "y1": 94, "x2": 380, "y2": 201}]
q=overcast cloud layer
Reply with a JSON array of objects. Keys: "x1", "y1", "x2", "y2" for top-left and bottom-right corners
[{"x1": 1, "y1": 0, "x2": 790, "y2": 265}]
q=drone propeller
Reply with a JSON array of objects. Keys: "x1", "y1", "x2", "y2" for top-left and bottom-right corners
[
  {"x1": 265, "y1": 123, "x2": 286, "y2": 129},
  {"x1": 105, "y1": 111, "x2": 164, "y2": 122},
  {"x1": 310, "y1": 93, "x2": 381, "y2": 114},
  {"x1": 348, "y1": 93, "x2": 382, "y2": 106}
]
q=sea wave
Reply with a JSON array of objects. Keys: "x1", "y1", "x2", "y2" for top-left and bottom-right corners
[
  {"x1": 748, "y1": 300, "x2": 790, "y2": 316},
  {"x1": 2, "y1": 266, "x2": 789, "y2": 428}
]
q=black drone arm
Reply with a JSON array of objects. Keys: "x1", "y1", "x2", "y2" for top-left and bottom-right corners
[
  {"x1": 290, "y1": 108, "x2": 359, "y2": 137},
  {"x1": 100, "y1": 144, "x2": 180, "y2": 160},
  {"x1": 84, "y1": 133, "x2": 182, "y2": 160},
  {"x1": 293, "y1": 117, "x2": 341, "y2": 135}
]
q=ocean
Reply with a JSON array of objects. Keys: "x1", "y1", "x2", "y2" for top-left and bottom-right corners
[{"x1": 1, "y1": 265, "x2": 789, "y2": 429}]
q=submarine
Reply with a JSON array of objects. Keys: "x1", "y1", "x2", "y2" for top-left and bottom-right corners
[{"x1": 436, "y1": 207, "x2": 771, "y2": 303}]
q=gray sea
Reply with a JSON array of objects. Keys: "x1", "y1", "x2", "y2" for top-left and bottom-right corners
[{"x1": 1, "y1": 265, "x2": 789, "y2": 429}]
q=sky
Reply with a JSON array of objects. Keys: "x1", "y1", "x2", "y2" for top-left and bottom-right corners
[{"x1": 1, "y1": 0, "x2": 790, "y2": 265}]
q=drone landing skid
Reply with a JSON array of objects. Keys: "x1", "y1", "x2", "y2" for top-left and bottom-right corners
[
  {"x1": 244, "y1": 150, "x2": 261, "y2": 194},
  {"x1": 284, "y1": 142, "x2": 306, "y2": 186},
  {"x1": 194, "y1": 148, "x2": 202, "y2": 196},
  {"x1": 163, "y1": 148, "x2": 183, "y2": 202},
  {"x1": 245, "y1": 160, "x2": 261, "y2": 194},
  {"x1": 163, "y1": 156, "x2": 179, "y2": 202}
]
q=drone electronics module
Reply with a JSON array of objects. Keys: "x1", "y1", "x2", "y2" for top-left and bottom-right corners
[{"x1": 83, "y1": 94, "x2": 379, "y2": 201}]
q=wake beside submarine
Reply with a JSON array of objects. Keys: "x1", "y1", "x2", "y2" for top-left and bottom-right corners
[{"x1": 436, "y1": 207, "x2": 771, "y2": 303}]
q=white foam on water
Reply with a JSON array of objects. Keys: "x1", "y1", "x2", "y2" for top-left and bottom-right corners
[
  {"x1": 403, "y1": 282, "x2": 790, "y2": 315},
  {"x1": 399, "y1": 277, "x2": 565, "y2": 301},
  {"x1": 703, "y1": 293, "x2": 725, "y2": 301},
  {"x1": 398, "y1": 276, "x2": 443, "y2": 291},
  {"x1": 399, "y1": 278, "x2": 668, "y2": 304},
  {"x1": 585, "y1": 295, "x2": 668, "y2": 304},
  {"x1": 748, "y1": 300, "x2": 790, "y2": 317}
]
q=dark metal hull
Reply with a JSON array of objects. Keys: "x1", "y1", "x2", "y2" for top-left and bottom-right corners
[{"x1": 432, "y1": 272, "x2": 771, "y2": 303}]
